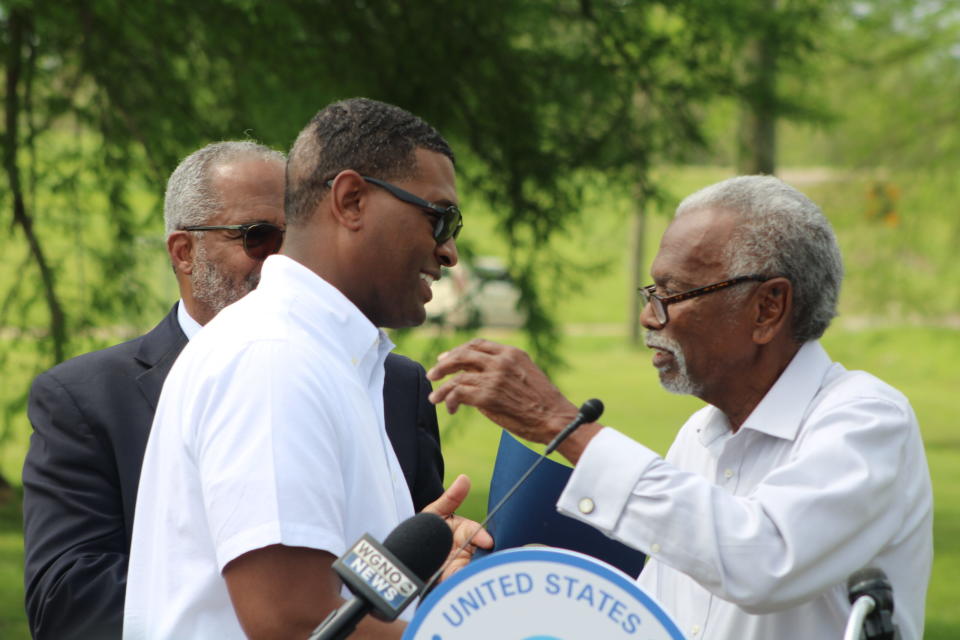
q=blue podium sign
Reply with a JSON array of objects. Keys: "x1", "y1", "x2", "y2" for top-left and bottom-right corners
[{"x1": 404, "y1": 548, "x2": 686, "y2": 640}]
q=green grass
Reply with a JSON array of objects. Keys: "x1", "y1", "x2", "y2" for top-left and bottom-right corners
[{"x1": 1, "y1": 165, "x2": 956, "y2": 636}]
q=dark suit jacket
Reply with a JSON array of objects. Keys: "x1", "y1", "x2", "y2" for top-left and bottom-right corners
[{"x1": 22, "y1": 304, "x2": 444, "y2": 640}]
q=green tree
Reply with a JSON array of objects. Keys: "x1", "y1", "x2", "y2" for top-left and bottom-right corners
[
  {"x1": 810, "y1": 0, "x2": 960, "y2": 318},
  {"x1": 1, "y1": 0, "x2": 746, "y2": 483},
  {"x1": 726, "y1": 0, "x2": 835, "y2": 175},
  {"x1": 820, "y1": 0, "x2": 960, "y2": 170}
]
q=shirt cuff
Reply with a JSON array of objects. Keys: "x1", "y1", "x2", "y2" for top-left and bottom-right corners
[{"x1": 556, "y1": 427, "x2": 660, "y2": 534}]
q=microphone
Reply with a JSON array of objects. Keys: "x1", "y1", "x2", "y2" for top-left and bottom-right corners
[
  {"x1": 843, "y1": 568, "x2": 898, "y2": 640},
  {"x1": 421, "y1": 399, "x2": 604, "y2": 593},
  {"x1": 545, "y1": 398, "x2": 605, "y2": 455},
  {"x1": 308, "y1": 512, "x2": 453, "y2": 640}
]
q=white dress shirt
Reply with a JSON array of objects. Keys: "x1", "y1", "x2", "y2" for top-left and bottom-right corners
[
  {"x1": 558, "y1": 341, "x2": 932, "y2": 640},
  {"x1": 124, "y1": 255, "x2": 414, "y2": 639},
  {"x1": 175, "y1": 298, "x2": 202, "y2": 340}
]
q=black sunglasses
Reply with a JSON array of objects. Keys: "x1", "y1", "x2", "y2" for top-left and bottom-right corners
[
  {"x1": 181, "y1": 222, "x2": 285, "y2": 260},
  {"x1": 326, "y1": 176, "x2": 463, "y2": 244}
]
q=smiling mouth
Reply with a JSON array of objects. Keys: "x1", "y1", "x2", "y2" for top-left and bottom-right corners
[{"x1": 419, "y1": 272, "x2": 436, "y2": 302}]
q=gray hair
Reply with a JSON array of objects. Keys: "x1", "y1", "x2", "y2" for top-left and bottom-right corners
[
  {"x1": 675, "y1": 175, "x2": 844, "y2": 343},
  {"x1": 164, "y1": 141, "x2": 285, "y2": 235}
]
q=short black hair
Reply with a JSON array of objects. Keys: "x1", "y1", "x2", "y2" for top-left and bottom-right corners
[{"x1": 285, "y1": 98, "x2": 454, "y2": 226}]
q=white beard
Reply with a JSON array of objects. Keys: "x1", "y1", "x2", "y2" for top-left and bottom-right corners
[
  {"x1": 645, "y1": 332, "x2": 703, "y2": 396},
  {"x1": 191, "y1": 241, "x2": 258, "y2": 316}
]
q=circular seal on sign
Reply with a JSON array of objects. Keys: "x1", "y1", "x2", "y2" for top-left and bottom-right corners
[{"x1": 404, "y1": 548, "x2": 685, "y2": 640}]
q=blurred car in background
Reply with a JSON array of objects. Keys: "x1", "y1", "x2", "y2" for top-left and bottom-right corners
[{"x1": 425, "y1": 256, "x2": 525, "y2": 329}]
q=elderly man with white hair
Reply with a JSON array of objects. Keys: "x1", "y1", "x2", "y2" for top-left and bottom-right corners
[{"x1": 427, "y1": 175, "x2": 933, "y2": 640}]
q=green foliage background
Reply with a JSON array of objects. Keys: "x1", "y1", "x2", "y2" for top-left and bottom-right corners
[{"x1": 1, "y1": 0, "x2": 958, "y2": 637}]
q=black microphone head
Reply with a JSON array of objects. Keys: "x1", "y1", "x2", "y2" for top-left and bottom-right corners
[
  {"x1": 848, "y1": 567, "x2": 894, "y2": 610},
  {"x1": 382, "y1": 513, "x2": 452, "y2": 582},
  {"x1": 578, "y1": 398, "x2": 604, "y2": 424}
]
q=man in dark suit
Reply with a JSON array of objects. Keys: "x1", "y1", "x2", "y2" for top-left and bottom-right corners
[{"x1": 22, "y1": 141, "x2": 445, "y2": 640}]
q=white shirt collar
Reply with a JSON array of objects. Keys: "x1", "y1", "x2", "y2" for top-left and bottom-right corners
[
  {"x1": 176, "y1": 299, "x2": 203, "y2": 341},
  {"x1": 697, "y1": 341, "x2": 832, "y2": 445},
  {"x1": 259, "y1": 255, "x2": 394, "y2": 369},
  {"x1": 739, "y1": 340, "x2": 832, "y2": 441}
]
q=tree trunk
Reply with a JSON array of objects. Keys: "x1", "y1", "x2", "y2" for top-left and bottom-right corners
[
  {"x1": 4, "y1": 8, "x2": 67, "y2": 363},
  {"x1": 736, "y1": 3, "x2": 779, "y2": 175}
]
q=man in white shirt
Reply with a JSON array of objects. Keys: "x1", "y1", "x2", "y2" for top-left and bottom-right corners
[
  {"x1": 427, "y1": 175, "x2": 933, "y2": 640},
  {"x1": 25, "y1": 140, "x2": 449, "y2": 640},
  {"x1": 125, "y1": 99, "x2": 490, "y2": 639}
]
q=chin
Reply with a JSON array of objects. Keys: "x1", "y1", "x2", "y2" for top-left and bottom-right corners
[
  {"x1": 405, "y1": 309, "x2": 428, "y2": 328},
  {"x1": 659, "y1": 373, "x2": 704, "y2": 397},
  {"x1": 381, "y1": 307, "x2": 427, "y2": 330}
]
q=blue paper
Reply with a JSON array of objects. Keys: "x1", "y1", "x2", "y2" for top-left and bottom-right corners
[{"x1": 476, "y1": 431, "x2": 646, "y2": 578}]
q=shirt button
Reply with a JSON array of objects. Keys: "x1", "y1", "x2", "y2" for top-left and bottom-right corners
[
  {"x1": 578, "y1": 498, "x2": 595, "y2": 514},
  {"x1": 651, "y1": 543, "x2": 661, "y2": 554},
  {"x1": 691, "y1": 624, "x2": 701, "y2": 635},
  {"x1": 351, "y1": 357, "x2": 359, "y2": 366},
  {"x1": 723, "y1": 468, "x2": 734, "y2": 479}
]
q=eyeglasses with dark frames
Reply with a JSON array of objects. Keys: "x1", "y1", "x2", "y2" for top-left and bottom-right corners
[
  {"x1": 325, "y1": 176, "x2": 463, "y2": 244},
  {"x1": 181, "y1": 222, "x2": 285, "y2": 261},
  {"x1": 639, "y1": 275, "x2": 769, "y2": 326}
]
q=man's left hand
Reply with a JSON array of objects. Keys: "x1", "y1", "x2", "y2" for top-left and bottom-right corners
[{"x1": 421, "y1": 474, "x2": 493, "y2": 581}]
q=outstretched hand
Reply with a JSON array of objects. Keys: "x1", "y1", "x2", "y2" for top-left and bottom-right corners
[
  {"x1": 426, "y1": 338, "x2": 579, "y2": 445},
  {"x1": 421, "y1": 474, "x2": 493, "y2": 581}
]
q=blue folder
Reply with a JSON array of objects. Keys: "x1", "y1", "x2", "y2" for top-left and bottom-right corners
[{"x1": 476, "y1": 431, "x2": 646, "y2": 578}]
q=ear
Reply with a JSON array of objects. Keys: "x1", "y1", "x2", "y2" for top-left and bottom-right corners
[
  {"x1": 752, "y1": 277, "x2": 792, "y2": 345},
  {"x1": 167, "y1": 231, "x2": 196, "y2": 275},
  {"x1": 327, "y1": 170, "x2": 368, "y2": 233}
]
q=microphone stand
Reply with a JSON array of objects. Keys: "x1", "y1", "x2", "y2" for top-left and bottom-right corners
[
  {"x1": 420, "y1": 399, "x2": 604, "y2": 595},
  {"x1": 843, "y1": 596, "x2": 877, "y2": 640},
  {"x1": 844, "y1": 568, "x2": 898, "y2": 640}
]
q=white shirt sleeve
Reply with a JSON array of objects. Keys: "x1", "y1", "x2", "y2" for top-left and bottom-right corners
[
  {"x1": 189, "y1": 340, "x2": 348, "y2": 571},
  {"x1": 557, "y1": 392, "x2": 915, "y2": 613}
]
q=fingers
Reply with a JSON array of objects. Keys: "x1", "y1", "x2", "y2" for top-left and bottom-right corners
[
  {"x1": 427, "y1": 340, "x2": 501, "y2": 382},
  {"x1": 420, "y1": 474, "x2": 470, "y2": 518},
  {"x1": 464, "y1": 521, "x2": 494, "y2": 550},
  {"x1": 443, "y1": 474, "x2": 471, "y2": 511},
  {"x1": 416, "y1": 471, "x2": 495, "y2": 583},
  {"x1": 427, "y1": 338, "x2": 580, "y2": 449},
  {"x1": 416, "y1": 467, "x2": 499, "y2": 585},
  {"x1": 448, "y1": 517, "x2": 493, "y2": 551},
  {"x1": 428, "y1": 371, "x2": 496, "y2": 412},
  {"x1": 441, "y1": 553, "x2": 472, "y2": 580},
  {"x1": 439, "y1": 516, "x2": 494, "y2": 581},
  {"x1": 427, "y1": 340, "x2": 534, "y2": 414},
  {"x1": 426, "y1": 376, "x2": 459, "y2": 409},
  {"x1": 444, "y1": 337, "x2": 507, "y2": 357}
]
